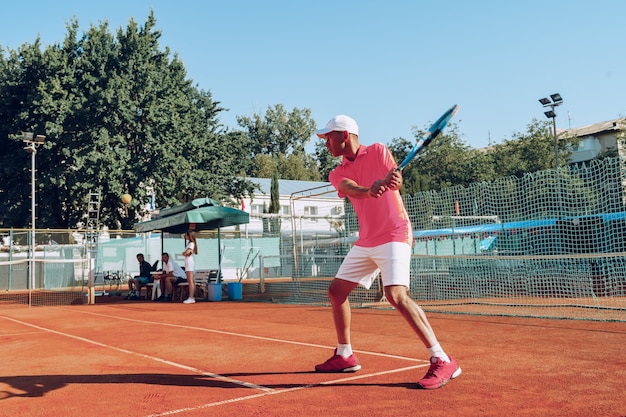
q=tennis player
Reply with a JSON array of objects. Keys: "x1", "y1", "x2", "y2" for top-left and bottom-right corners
[{"x1": 314, "y1": 115, "x2": 461, "y2": 389}]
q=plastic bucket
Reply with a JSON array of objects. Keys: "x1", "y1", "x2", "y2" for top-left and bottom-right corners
[
  {"x1": 227, "y1": 282, "x2": 243, "y2": 300},
  {"x1": 207, "y1": 283, "x2": 222, "y2": 301}
]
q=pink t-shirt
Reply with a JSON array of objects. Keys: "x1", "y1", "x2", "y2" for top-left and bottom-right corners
[{"x1": 329, "y1": 143, "x2": 413, "y2": 247}]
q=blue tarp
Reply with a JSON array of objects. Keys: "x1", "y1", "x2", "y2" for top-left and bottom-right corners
[
  {"x1": 413, "y1": 212, "x2": 626, "y2": 239},
  {"x1": 414, "y1": 218, "x2": 556, "y2": 238}
]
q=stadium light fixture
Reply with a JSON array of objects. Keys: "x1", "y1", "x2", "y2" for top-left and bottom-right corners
[
  {"x1": 538, "y1": 97, "x2": 551, "y2": 106},
  {"x1": 550, "y1": 93, "x2": 563, "y2": 103},
  {"x1": 544, "y1": 110, "x2": 556, "y2": 118}
]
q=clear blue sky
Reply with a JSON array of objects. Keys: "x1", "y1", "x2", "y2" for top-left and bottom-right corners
[{"x1": 2, "y1": 0, "x2": 625, "y2": 149}]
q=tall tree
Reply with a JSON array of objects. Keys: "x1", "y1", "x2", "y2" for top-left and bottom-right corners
[
  {"x1": 236, "y1": 104, "x2": 319, "y2": 180},
  {"x1": 0, "y1": 39, "x2": 49, "y2": 229},
  {"x1": 0, "y1": 12, "x2": 255, "y2": 230},
  {"x1": 487, "y1": 119, "x2": 576, "y2": 178},
  {"x1": 268, "y1": 170, "x2": 281, "y2": 234}
]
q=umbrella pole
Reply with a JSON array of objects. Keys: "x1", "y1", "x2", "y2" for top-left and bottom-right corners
[{"x1": 217, "y1": 226, "x2": 222, "y2": 283}]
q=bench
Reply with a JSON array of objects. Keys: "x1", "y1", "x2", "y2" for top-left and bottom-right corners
[{"x1": 172, "y1": 270, "x2": 220, "y2": 301}]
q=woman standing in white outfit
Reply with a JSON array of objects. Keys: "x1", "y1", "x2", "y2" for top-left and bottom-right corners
[{"x1": 183, "y1": 230, "x2": 198, "y2": 304}]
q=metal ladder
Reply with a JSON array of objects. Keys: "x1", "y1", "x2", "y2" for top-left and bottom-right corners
[
  {"x1": 86, "y1": 191, "x2": 105, "y2": 297},
  {"x1": 87, "y1": 191, "x2": 101, "y2": 230}
]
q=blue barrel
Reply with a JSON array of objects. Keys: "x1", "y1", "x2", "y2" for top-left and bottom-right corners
[{"x1": 227, "y1": 282, "x2": 243, "y2": 300}]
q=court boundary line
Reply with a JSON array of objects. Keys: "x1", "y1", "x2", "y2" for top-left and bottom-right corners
[
  {"x1": 61, "y1": 307, "x2": 427, "y2": 363},
  {"x1": 0, "y1": 315, "x2": 274, "y2": 392},
  {"x1": 145, "y1": 364, "x2": 428, "y2": 417},
  {"x1": 0, "y1": 330, "x2": 46, "y2": 337}
]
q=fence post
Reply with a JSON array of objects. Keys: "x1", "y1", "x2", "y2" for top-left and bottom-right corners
[{"x1": 259, "y1": 255, "x2": 265, "y2": 293}]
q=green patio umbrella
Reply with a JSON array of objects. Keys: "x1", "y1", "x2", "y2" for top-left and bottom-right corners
[{"x1": 133, "y1": 197, "x2": 249, "y2": 281}]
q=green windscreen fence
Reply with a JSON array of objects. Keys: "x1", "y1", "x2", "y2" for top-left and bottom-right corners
[{"x1": 281, "y1": 157, "x2": 626, "y2": 321}]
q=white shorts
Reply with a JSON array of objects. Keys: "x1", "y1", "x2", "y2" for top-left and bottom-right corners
[{"x1": 335, "y1": 242, "x2": 411, "y2": 289}]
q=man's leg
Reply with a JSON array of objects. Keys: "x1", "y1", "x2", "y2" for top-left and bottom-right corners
[
  {"x1": 385, "y1": 285, "x2": 461, "y2": 389},
  {"x1": 315, "y1": 278, "x2": 361, "y2": 373},
  {"x1": 328, "y1": 279, "x2": 358, "y2": 345},
  {"x1": 154, "y1": 277, "x2": 166, "y2": 301},
  {"x1": 134, "y1": 278, "x2": 144, "y2": 299},
  {"x1": 165, "y1": 277, "x2": 175, "y2": 301},
  {"x1": 126, "y1": 278, "x2": 135, "y2": 299},
  {"x1": 384, "y1": 285, "x2": 437, "y2": 347}
]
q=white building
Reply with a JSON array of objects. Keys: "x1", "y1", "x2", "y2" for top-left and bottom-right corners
[
  {"x1": 239, "y1": 177, "x2": 346, "y2": 237},
  {"x1": 564, "y1": 118, "x2": 626, "y2": 164}
]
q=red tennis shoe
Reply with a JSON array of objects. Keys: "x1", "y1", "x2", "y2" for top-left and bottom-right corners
[
  {"x1": 417, "y1": 356, "x2": 462, "y2": 389},
  {"x1": 315, "y1": 350, "x2": 361, "y2": 373}
]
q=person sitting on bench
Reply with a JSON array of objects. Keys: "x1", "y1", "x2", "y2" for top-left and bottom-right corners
[
  {"x1": 126, "y1": 253, "x2": 154, "y2": 300},
  {"x1": 155, "y1": 252, "x2": 186, "y2": 302}
]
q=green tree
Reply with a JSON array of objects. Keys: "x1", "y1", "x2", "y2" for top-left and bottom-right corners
[
  {"x1": 277, "y1": 153, "x2": 321, "y2": 181},
  {"x1": 388, "y1": 124, "x2": 489, "y2": 194},
  {"x1": 487, "y1": 119, "x2": 576, "y2": 177},
  {"x1": 268, "y1": 170, "x2": 281, "y2": 234},
  {"x1": 0, "y1": 39, "x2": 49, "y2": 229},
  {"x1": 0, "y1": 13, "x2": 255, "y2": 230},
  {"x1": 236, "y1": 104, "x2": 319, "y2": 180},
  {"x1": 315, "y1": 140, "x2": 340, "y2": 181},
  {"x1": 251, "y1": 154, "x2": 278, "y2": 179},
  {"x1": 251, "y1": 152, "x2": 321, "y2": 181}
]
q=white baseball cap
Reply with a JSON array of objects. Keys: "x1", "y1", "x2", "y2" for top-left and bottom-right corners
[{"x1": 315, "y1": 115, "x2": 359, "y2": 137}]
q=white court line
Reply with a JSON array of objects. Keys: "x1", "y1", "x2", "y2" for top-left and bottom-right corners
[
  {"x1": 0, "y1": 330, "x2": 45, "y2": 337},
  {"x1": 145, "y1": 364, "x2": 428, "y2": 417},
  {"x1": 64, "y1": 307, "x2": 426, "y2": 363},
  {"x1": 1, "y1": 315, "x2": 272, "y2": 393}
]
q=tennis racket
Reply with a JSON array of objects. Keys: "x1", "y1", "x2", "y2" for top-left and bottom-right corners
[{"x1": 396, "y1": 104, "x2": 460, "y2": 171}]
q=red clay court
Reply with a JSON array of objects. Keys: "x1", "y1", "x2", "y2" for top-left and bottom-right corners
[{"x1": 1, "y1": 298, "x2": 625, "y2": 417}]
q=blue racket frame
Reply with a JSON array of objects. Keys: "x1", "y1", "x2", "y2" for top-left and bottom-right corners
[{"x1": 397, "y1": 104, "x2": 460, "y2": 171}]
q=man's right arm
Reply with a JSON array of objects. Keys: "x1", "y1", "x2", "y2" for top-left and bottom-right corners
[{"x1": 339, "y1": 178, "x2": 387, "y2": 199}]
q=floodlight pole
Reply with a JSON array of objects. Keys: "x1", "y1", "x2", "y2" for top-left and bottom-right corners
[
  {"x1": 23, "y1": 132, "x2": 45, "y2": 300},
  {"x1": 538, "y1": 94, "x2": 564, "y2": 228},
  {"x1": 539, "y1": 94, "x2": 563, "y2": 170},
  {"x1": 551, "y1": 115, "x2": 558, "y2": 168},
  {"x1": 31, "y1": 145, "x2": 35, "y2": 270}
]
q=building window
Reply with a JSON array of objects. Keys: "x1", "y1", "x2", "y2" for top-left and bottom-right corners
[
  {"x1": 304, "y1": 206, "x2": 318, "y2": 222},
  {"x1": 251, "y1": 204, "x2": 264, "y2": 214}
]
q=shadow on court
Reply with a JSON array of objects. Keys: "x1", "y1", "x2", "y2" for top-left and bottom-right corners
[{"x1": 0, "y1": 371, "x2": 424, "y2": 401}]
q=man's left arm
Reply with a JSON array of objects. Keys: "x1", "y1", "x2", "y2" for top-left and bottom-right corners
[{"x1": 140, "y1": 262, "x2": 151, "y2": 277}]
